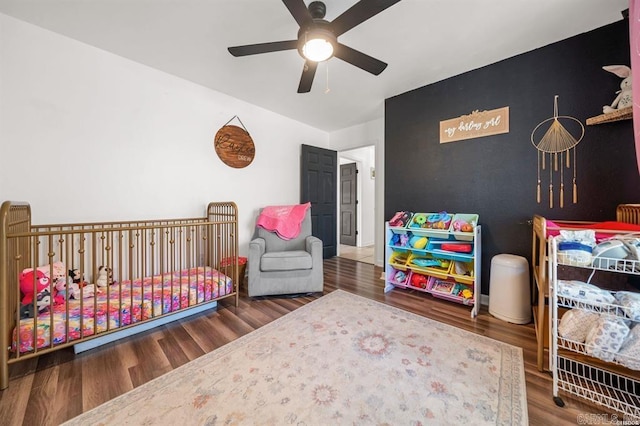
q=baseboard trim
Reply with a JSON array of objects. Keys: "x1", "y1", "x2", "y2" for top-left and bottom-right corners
[{"x1": 480, "y1": 294, "x2": 489, "y2": 306}]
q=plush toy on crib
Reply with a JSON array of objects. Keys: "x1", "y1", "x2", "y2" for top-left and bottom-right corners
[
  {"x1": 19, "y1": 270, "x2": 51, "y2": 318},
  {"x1": 95, "y1": 266, "x2": 113, "y2": 287},
  {"x1": 20, "y1": 289, "x2": 53, "y2": 319},
  {"x1": 65, "y1": 268, "x2": 97, "y2": 298},
  {"x1": 55, "y1": 278, "x2": 80, "y2": 300},
  {"x1": 602, "y1": 65, "x2": 632, "y2": 114},
  {"x1": 69, "y1": 269, "x2": 84, "y2": 286}
]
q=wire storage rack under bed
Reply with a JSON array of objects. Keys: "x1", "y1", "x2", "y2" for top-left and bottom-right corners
[{"x1": 549, "y1": 236, "x2": 640, "y2": 421}]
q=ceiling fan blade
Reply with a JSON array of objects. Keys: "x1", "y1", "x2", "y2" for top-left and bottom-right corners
[
  {"x1": 228, "y1": 40, "x2": 298, "y2": 57},
  {"x1": 298, "y1": 60, "x2": 318, "y2": 93},
  {"x1": 333, "y1": 43, "x2": 387, "y2": 75},
  {"x1": 331, "y1": 0, "x2": 402, "y2": 37},
  {"x1": 282, "y1": 0, "x2": 312, "y2": 27}
]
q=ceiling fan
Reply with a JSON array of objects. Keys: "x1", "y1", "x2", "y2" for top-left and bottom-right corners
[{"x1": 228, "y1": 0, "x2": 402, "y2": 93}]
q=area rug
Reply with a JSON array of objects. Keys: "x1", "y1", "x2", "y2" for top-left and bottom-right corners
[{"x1": 64, "y1": 290, "x2": 528, "y2": 425}]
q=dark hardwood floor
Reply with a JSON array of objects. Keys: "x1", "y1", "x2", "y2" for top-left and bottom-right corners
[{"x1": 0, "y1": 257, "x2": 615, "y2": 425}]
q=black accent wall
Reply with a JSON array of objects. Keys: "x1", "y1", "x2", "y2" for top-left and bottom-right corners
[{"x1": 385, "y1": 19, "x2": 640, "y2": 294}]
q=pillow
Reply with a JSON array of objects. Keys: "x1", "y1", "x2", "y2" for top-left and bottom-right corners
[
  {"x1": 557, "y1": 280, "x2": 616, "y2": 307},
  {"x1": 614, "y1": 291, "x2": 640, "y2": 321},
  {"x1": 615, "y1": 325, "x2": 640, "y2": 370},
  {"x1": 558, "y1": 309, "x2": 600, "y2": 342},
  {"x1": 585, "y1": 316, "x2": 630, "y2": 362}
]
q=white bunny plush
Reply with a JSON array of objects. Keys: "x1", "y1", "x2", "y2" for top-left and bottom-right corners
[{"x1": 602, "y1": 65, "x2": 632, "y2": 113}]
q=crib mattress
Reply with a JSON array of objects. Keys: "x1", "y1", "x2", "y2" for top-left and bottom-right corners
[{"x1": 13, "y1": 266, "x2": 232, "y2": 353}]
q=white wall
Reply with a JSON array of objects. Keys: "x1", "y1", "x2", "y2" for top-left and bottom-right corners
[
  {"x1": 339, "y1": 146, "x2": 375, "y2": 247},
  {"x1": 329, "y1": 116, "x2": 384, "y2": 266},
  {"x1": 0, "y1": 14, "x2": 329, "y2": 256}
]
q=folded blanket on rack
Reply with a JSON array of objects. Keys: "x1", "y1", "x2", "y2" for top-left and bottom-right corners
[
  {"x1": 546, "y1": 220, "x2": 640, "y2": 243},
  {"x1": 256, "y1": 202, "x2": 311, "y2": 240}
]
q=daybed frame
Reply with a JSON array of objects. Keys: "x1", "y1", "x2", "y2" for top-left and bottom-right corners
[
  {"x1": 531, "y1": 204, "x2": 640, "y2": 371},
  {"x1": 0, "y1": 201, "x2": 239, "y2": 389}
]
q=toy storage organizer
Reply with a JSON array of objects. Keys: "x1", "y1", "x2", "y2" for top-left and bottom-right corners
[{"x1": 384, "y1": 213, "x2": 481, "y2": 318}]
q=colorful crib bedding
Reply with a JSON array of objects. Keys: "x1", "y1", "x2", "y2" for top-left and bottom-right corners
[{"x1": 13, "y1": 266, "x2": 232, "y2": 353}]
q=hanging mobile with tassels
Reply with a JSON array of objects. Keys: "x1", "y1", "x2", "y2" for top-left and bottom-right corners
[{"x1": 530, "y1": 95, "x2": 584, "y2": 208}]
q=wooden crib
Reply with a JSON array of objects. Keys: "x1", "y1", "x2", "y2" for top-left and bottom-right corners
[{"x1": 0, "y1": 200, "x2": 239, "y2": 389}]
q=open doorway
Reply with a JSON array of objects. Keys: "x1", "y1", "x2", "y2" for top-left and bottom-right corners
[{"x1": 337, "y1": 145, "x2": 375, "y2": 264}]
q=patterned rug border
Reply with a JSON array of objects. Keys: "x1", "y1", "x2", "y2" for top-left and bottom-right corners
[{"x1": 64, "y1": 289, "x2": 528, "y2": 425}]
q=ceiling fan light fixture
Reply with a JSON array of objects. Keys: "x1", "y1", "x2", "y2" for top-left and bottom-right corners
[
  {"x1": 228, "y1": 0, "x2": 401, "y2": 92},
  {"x1": 302, "y1": 37, "x2": 334, "y2": 62},
  {"x1": 298, "y1": 26, "x2": 336, "y2": 62}
]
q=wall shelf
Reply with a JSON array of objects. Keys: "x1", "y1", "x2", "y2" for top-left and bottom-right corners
[{"x1": 586, "y1": 106, "x2": 632, "y2": 125}]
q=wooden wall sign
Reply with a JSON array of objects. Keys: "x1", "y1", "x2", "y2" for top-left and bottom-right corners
[
  {"x1": 214, "y1": 124, "x2": 255, "y2": 168},
  {"x1": 439, "y1": 107, "x2": 510, "y2": 143}
]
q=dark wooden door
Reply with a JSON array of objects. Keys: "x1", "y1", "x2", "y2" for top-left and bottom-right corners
[
  {"x1": 340, "y1": 163, "x2": 357, "y2": 246},
  {"x1": 301, "y1": 144, "x2": 337, "y2": 258}
]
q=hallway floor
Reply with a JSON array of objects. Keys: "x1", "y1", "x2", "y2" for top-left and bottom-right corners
[{"x1": 338, "y1": 244, "x2": 374, "y2": 264}]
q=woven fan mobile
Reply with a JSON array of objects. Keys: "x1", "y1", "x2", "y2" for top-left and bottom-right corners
[{"x1": 530, "y1": 96, "x2": 585, "y2": 208}]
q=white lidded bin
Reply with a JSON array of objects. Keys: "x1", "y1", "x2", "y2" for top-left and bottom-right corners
[{"x1": 489, "y1": 254, "x2": 531, "y2": 324}]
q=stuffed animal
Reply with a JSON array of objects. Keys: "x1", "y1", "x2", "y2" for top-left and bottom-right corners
[
  {"x1": 69, "y1": 268, "x2": 83, "y2": 285},
  {"x1": 36, "y1": 290, "x2": 52, "y2": 310},
  {"x1": 19, "y1": 271, "x2": 52, "y2": 319},
  {"x1": 56, "y1": 277, "x2": 81, "y2": 300},
  {"x1": 95, "y1": 266, "x2": 113, "y2": 287},
  {"x1": 19, "y1": 270, "x2": 50, "y2": 305},
  {"x1": 602, "y1": 65, "x2": 632, "y2": 113},
  {"x1": 20, "y1": 289, "x2": 53, "y2": 319},
  {"x1": 69, "y1": 268, "x2": 93, "y2": 290}
]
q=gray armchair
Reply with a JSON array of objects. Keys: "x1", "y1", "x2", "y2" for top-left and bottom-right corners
[{"x1": 248, "y1": 209, "x2": 324, "y2": 297}]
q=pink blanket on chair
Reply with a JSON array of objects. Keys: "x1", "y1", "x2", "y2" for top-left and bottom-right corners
[{"x1": 257, "y1": 203, "x2": 311, "y2": 240}]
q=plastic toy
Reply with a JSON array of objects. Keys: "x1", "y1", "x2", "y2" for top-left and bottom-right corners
[
  {"x1": 452, "y1": 219, "x2": 474, "y2": 233},
  {"x1": 425, "y1": 211, "x2": 451, "y2": 229},
  {"x1": 410, "y1": 273, "x2": 428, "y2": 289},
  {"x1": 394, "y1": 270, "x2": 407, "y2": 283},
  {"x1": 409, "y1": 235, "x2": 428, "y2": 250},
  {"x1": 461, "y1": 289, "x2": 473, "y2": 299},
  {"x1": 389, "y1": 211, "x2": 413, "y2": 227},
  {"x1": 413, "y1": 214, "x2": 427, "y2": 225},
  {"x1": 412, "y1": 258, "x2": 439, "y2": 267},
  {"x1": 441, "y1": 243, "x2": 472, "y2": 253},
  {"x1": 412, "y1": 258, "x2": 450, "y2": 269},
  {"x1": 399, "y1": 234, "x2": 409, "y2": 247}
]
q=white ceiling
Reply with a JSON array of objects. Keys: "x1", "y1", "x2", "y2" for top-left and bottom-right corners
[{"x1": 0, "y1": 0, "x2": 629, "y2": 132}]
